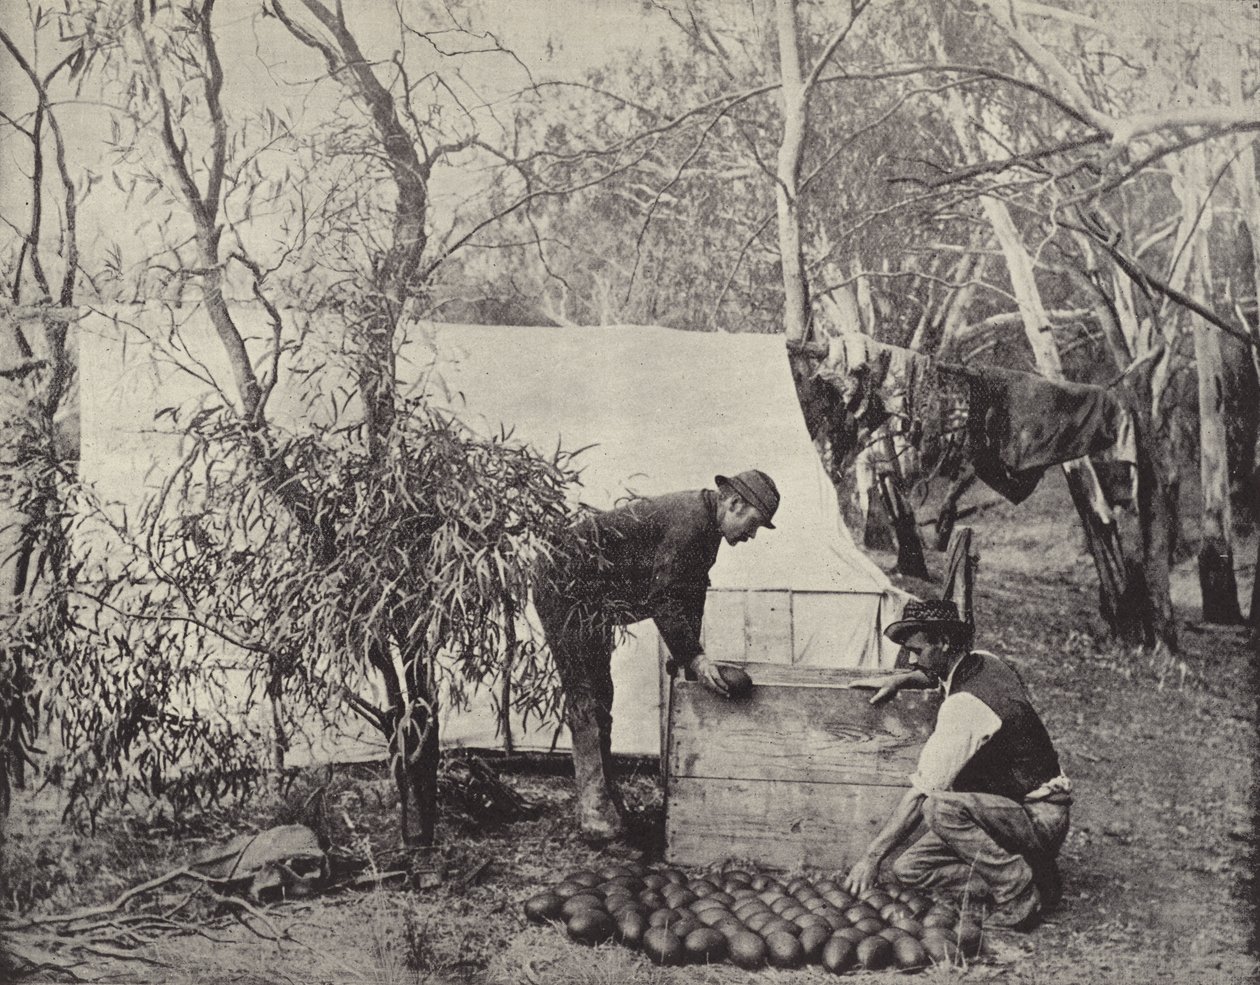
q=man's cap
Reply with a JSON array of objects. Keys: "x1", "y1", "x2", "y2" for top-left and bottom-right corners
[
  {"x1": 884, "y1": 598, "x2": 971, "y2": 646},
  {"x1": 715, "y1": 469, "x2": 780, "y2": 528}
]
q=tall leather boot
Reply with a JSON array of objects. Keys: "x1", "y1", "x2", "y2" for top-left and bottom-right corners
[{"x1": 570, "y1": 719, "x2": 624, "y2": 843}]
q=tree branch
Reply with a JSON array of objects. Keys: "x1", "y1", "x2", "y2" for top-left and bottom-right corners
[
  {"x1": 802, "y1": 0, "x2": 870, "y2": 95},
  {"x1": 196, "y1": 0, "x2": 228, "y2": 223},
  {"x1": 1069, "y1": 219, "x2": 1258, "y2": 351},
  {"x1": 132, "y1": 0, "x2": 264, "y2": 419},
  {"x1": 0, "y1": 29, "x2": 79, "y2": 303},
  {"x1": 978, "y1": 0, "x2": 1114, "y2": 133}
]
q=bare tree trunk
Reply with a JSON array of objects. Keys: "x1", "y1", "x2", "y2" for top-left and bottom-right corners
[
  {"x1": 1225, "y1": 41, "x2": 1260, "y2": 392},
  {"x1": 774, "y1": 0, "x2": 930, "y2": 569},
  {"x1": 938, "y1": 253, "x2": 988, "y2": 353},
  {"x1": 1194, "y1": 300, "x2": 1244, "y2": 623},
  {"x1": 1172, "y1": 146, "x2": 1244, "y2": 623},
  {"x1": 1133, "y1": 417, "x2": 1178, "y2": 646},
  {"x1": 935, "y1": 468, "x2": 977, "y2": 551},
  {"x1": 879, "y1": 473, "x2": 929, "y2": 579},
  {"x1": 371, "y1": 637, "x2": 438, "y2": 848},
  {"x1": 397, "y1": 692, "x2": 440, "y2": 848},
  {"x1": 773, "y1": 0, "x2": 809, "y2": 351},
  {"x1": 500, "y1": 594, "x2": 516, "y2": 755},
  {"x1": 269, "y1": 693, "x2": 287, "y2": 780},
  {"x1": 1086, "y1": 282, "x2": 1178, "y2": 649},
  {"x1": 1250, "y1": 534, "x2": 1259, "y2": 629},
  {"x1": 1225, "y1": 54, "x2": 1260, "y2": 526}
]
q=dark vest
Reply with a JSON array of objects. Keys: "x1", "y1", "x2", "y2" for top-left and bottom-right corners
[{"x1": 949, "y1": 651, "x2": 1061, "y2": 801}]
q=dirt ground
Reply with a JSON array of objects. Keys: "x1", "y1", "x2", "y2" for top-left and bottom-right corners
[{"x1": 3, "y1": 474, "x2": 1258, "y2": 984}]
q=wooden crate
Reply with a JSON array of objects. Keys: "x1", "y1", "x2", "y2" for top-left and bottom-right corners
[{"x1": 664, "y1": 662, "x2": 941, "y2": 871}]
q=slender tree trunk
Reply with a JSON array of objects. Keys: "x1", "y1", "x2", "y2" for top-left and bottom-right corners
[
  {"x1": 269, "y1": 693, "x2": 287, "y2": 780},
  {"x1": 1194, "y1": 294, "x2": 1244, "y2": 623},
  {"x1": 1250, "y1": 534, "x2": 1259, "y2": 629},
  {"x1": 1172, "y1": 147, "x2": 1244, "y2": 623},
  {"x1": 1133, "y1": 416, "x2": 1178, "y2": 646},
  {"x1": 1225, "y1": 55, "x2": 1260, "y2": 526},
  {"x1": 939, "y1": 254, "x2": 988, "y2": 354},
  {"x1": 879, "y1": 473, "x2": 929, "y2": 579},
  {"x1": 1087, "y1": 282, "x2": 1178, "y2": 649},
  {"x1": 935, "y1": 468, "x2": 977, "y2": 551},
  {"x1": 397, "y1": 692, "x2": 440, "y2": 848},
  {"x1": 500, "y1": 594, "x2": 516, "y2": 755},
  {"x1": 372, "y1": 636, "x2": 439, "y2": 848},
  {"x1": 773, "y1": 0, "x2": 808, "y2": 351},
  {"x1": 1225, "y1": 41, "x2": 1260, "y2": 391}
]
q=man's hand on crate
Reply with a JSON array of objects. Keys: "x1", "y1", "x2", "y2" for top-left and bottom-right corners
[
  {"x1": 689, "y1": 655, "x2": 731, "y2": 697},
  {"x1": 850, "y1": 669, "x2": 933, "y2": 705}
]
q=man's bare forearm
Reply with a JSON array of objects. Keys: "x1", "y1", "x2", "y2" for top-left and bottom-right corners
[
  {"x1": 869, "y1": 788, "x2": 925, "y2": 860},
  {"x1": 846, "y1": 788, "x2": 926, "y2": 894},
  {"x1": 850, "y1": 668, "x2": 933, "y2": 704}
]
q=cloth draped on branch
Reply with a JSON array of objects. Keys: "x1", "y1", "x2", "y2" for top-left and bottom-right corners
[{"x1": 815, "y1": 333, "x2": 1131, "y2": 504}]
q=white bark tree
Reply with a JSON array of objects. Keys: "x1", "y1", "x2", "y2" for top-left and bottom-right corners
[
  {"x1": 1169, "y1": 144, "x2": 1244, "y2": 622},
  {"x1": 921, "y1": 13, "x2": 1164, "y2": 644},
  {"x1": 773, "y1": 0, "x2": 929, "y2": 577}
]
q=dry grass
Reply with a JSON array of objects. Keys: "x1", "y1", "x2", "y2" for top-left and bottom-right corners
[{"x1": 4, "y1": 473, "x2": 1258, "y2": 984}]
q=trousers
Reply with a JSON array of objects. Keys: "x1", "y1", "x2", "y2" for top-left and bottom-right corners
[
  {"x1": 893, "y1": 789, "x2": 1069, "y2": 909},
  {"x1": 533, "y1": 582, "x2": 615, "y2": 732}
]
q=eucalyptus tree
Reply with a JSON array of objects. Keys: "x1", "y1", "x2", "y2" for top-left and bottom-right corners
[
  {"x1": 760, "y1": 0, "x2": 1260, "y2": 646},
  {"x1": 0, "y1": 0, "x2": 618, "y2": 846}
]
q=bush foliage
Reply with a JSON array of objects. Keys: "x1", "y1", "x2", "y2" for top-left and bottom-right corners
[{"x1": 30, "y1": 394, "x2": 579, "y2": 826}]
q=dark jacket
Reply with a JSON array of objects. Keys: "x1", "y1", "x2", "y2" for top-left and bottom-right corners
[
  {"x1": 541, "y1": 489, "x2": 723, "y2": 662},
  {"x1": 950, "y1": 652, "x2": 1063, "y2": 801}
]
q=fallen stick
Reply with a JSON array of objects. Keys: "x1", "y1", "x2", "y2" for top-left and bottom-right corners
[
  {"x1": 69, "y1": 942, "x2": 170, "y2": 967},
  {"x1": 2, "y1": 867, "x2": 194, "y2": 930},
  {"x1": 214, "y1": 892, "x2": 289, "y2": 943}
]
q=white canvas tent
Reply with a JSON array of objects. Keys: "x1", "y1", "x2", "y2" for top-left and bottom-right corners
[{"x1": 78, "y1": 310, "x2": 904, "y2": 762}]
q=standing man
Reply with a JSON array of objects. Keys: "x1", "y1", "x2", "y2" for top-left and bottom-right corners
[
  {"x1": 534, "y1": 470, "x2": 779, "y2": 842},
  {"x1": 846, "y1": 600, "x2": 1071, "y2": 930}
]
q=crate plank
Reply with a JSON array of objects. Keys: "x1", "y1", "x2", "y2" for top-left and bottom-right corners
[
  {"x1": 727, "y1": 661, "x2": 915, "y2": 688},
  {"x1": 668, "y1": 677, "x2": 939, "y2": 786},
  {"x1": 666, "y1": 776, "x2": 909, "y2": 870}
]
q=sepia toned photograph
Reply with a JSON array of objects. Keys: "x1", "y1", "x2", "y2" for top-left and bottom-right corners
[{"x1": 1, "y1": 1, "x2": 1257, "y2": 982}]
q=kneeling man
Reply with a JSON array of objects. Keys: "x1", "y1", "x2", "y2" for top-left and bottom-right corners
[{"x1": 846, "y1": 600, "x2": 1071, "y2": 930}]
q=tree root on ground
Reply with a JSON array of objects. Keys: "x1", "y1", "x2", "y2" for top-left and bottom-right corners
[{"x1": 1, "y1": 866, "x2": 302, "y2": 982}]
